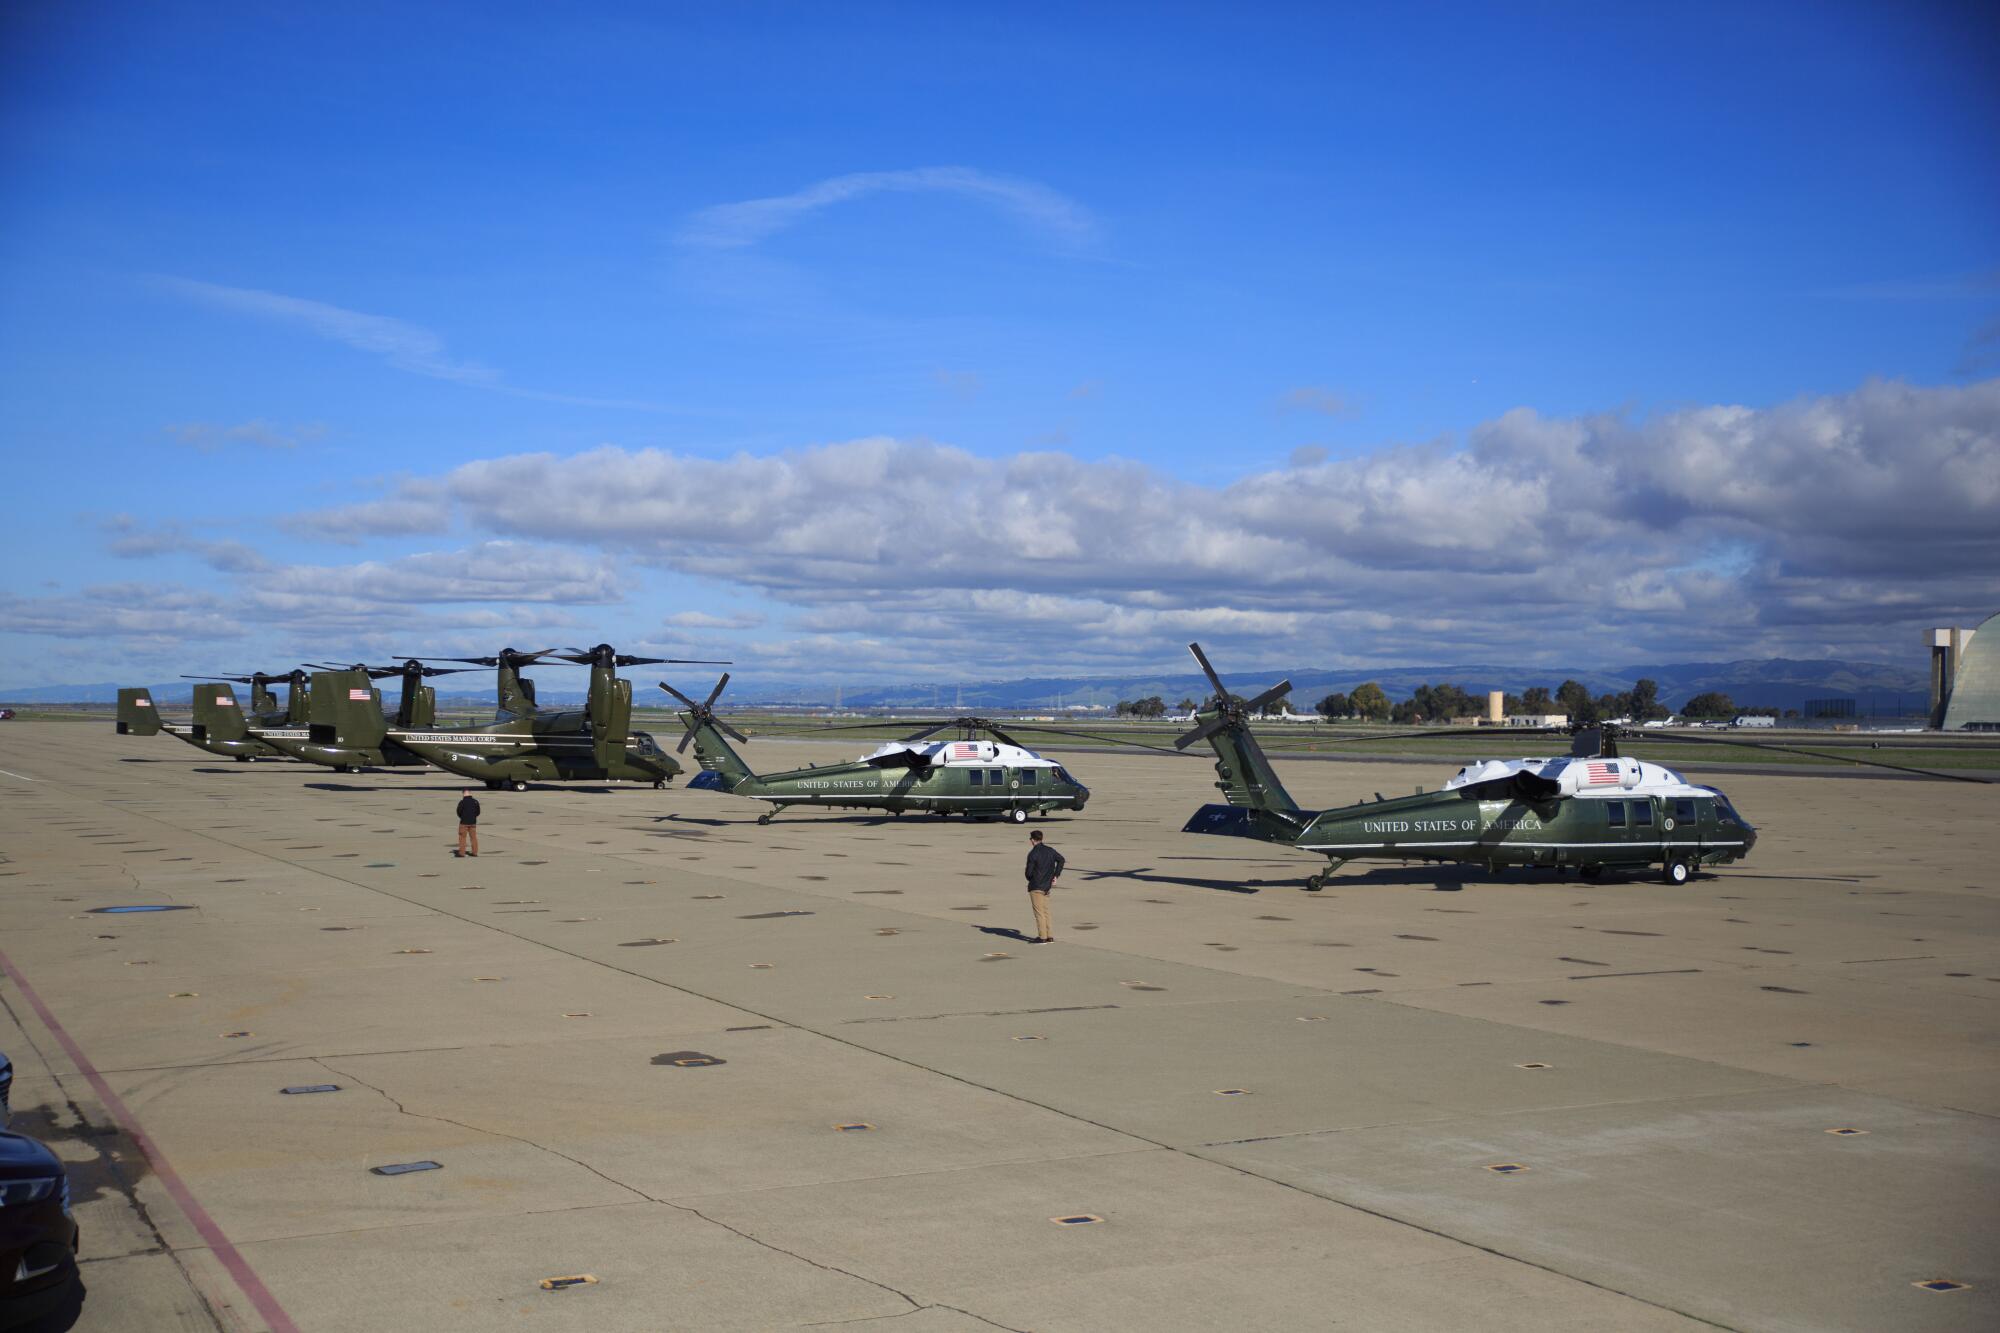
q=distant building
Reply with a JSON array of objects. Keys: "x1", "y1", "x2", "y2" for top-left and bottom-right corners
[
  {"x1": 1940, "y1": 611, "x2": 2000, "y2": 730},
  {"x1": 1506, "y1": 714, "x2": 1568, "y2": 728}
]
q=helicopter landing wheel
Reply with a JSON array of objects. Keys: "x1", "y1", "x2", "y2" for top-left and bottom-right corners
[
  {"x1": 1580, "y1": 864, "x2": 1603, "y2": 879},
  {"x1": 1663, "y1": 859, "x2": 1691, "y2": 886},
  {"x1": 757, "y1": 813, "x2": 774, "y2": 826},
  {"x1": 509, "y1": 779, "x2": 529, "y2": 793},
  {"x1": 235, "y1": 755, "x2": 252, "y2": 763},
  {"x1": 653, "y1": 779, "x2": 666, "y2": 789},
  {"x1": 1009, "y1": 808, "x2": 1028, "y2": 825},
  {"x1": 1304, "y1": 875, "x2": 1325, "y2": 892},
  {"x1": 334, "y1": 764, "x2": 352, "y2": 774}
]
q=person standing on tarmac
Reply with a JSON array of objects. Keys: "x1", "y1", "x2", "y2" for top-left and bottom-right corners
[
  {"x1": 455, "y1": 789, "x2": 481, "y2": 858},
  {"x1": 1024, "y1": 829, "x2": 1064, "y2": 943}
]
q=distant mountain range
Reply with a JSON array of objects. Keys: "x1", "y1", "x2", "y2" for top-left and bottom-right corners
[{"x1": 4, "y1": 657, "x2": 1933, "y2": 715}]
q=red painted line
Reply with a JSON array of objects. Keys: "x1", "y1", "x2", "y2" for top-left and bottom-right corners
[{"x1": 0, "y1": 947, "x2": 300, "y2": 1333}]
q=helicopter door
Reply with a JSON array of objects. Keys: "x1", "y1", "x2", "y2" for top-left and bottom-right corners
[{"x1": 1664, "y1": 796, "x2": 1701, "y2": 864}]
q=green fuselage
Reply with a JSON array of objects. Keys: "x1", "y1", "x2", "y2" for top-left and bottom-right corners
[
  {"x1": 1292, "y1": 787, "x2": 1755, "y2": 869},
  {"x1": 388, "y1": 711, "x2": 680, "y2": 788},
  {"x1": 692, "y1": 753, "x2": 1090, "y2": 819}
]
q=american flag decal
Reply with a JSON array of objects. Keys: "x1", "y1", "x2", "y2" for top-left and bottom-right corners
[
  {"x1": 349, "y1": 688, "x2": 371, "y2": 700},
  {"x1": 135, "y1": 698, "x2": 152, "y2": 707},
  {"x1": 216, "y1": 696, "x2": 236, "y2": 706},
  {"x1": 950, "y1": 742, "x2": 981, "y2": 762},
  {"x1": 1586, "y1": 761, "x2": 1619, "y2": 785}
]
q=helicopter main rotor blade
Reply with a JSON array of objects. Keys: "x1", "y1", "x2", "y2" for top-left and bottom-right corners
[
  {"x1": 899, "y1": 721, "x2": 951, "y2": 744},
  {"x1": 1635, "y1": 730, "x2": 1992, "y2": 784}
]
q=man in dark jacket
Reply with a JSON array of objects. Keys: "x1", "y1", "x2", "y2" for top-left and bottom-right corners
[
  {"x1": 455, "y1": 790, "x2": 481, "y2": 857},
  {"x1": 1024, "y1": 829, "x2": 1064, "y2": 943}
]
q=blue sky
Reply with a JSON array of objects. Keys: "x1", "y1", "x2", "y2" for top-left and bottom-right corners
[{"x1": 2, "y1": 1, "x2": 1996, "y2": 692}]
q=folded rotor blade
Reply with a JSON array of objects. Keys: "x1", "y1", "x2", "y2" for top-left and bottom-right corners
[
  {"x1": 658, "y1": 681, "x2": 700, "y2": 709},
  {"x1": 703, "y1": 673, "x2": 730, "y2": 709},
  {"x1": 715, "y1": 720, "x2": 751, "y2": 744},
  {"x1": 676, "y1": 727, "x2": 696, "y2": 753}
]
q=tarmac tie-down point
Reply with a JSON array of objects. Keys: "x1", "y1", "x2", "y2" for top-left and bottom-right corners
[{"x1": 0, "y1": 944, "x2": 301, "y2": 1333}]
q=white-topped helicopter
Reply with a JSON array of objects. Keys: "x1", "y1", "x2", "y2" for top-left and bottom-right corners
[{"x1": 664, "y1": 677, "x2": 1091, "y2": 824}]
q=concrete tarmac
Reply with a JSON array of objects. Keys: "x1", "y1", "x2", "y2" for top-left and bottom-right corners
[{"x1": 0, "y1": 720, "x2": 1994, "y2": 1332}]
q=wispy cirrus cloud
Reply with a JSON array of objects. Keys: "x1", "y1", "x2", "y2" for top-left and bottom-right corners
[
  {"x1": 156, "y1": 277, "x2": 666, "y2": 410},
  {"x1": 165, "y1": 419, "x2": 328, "y2": 451},
  {"x1": 677, "y1": 167, "x2": 1097, "y2": 252},
  {"x1": 158, "y1": 277, "x2": 500, "y2": 386}
]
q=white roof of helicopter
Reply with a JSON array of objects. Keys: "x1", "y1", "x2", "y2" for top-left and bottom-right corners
[
  {"x1": 862, "y1": 738, "x2": 1058, "y2": 768},
  {"x1": 1444, "y1": 754, "x2": 1714, "y2": 799}
]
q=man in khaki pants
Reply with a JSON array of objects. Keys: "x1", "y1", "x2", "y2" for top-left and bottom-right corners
[
  {"x1": 1024, "y1": 829, "x2": 1064, "y2": 943},
  {"x1": 455, "y1": 789, "x2": 481, "y2": 857}
]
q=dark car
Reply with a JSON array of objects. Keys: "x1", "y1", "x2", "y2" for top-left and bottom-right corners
[{"x1": 1, "y1": 1071, "x2": 80, "y2": 1331}]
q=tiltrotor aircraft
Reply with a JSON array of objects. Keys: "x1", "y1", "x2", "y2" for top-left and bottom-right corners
[
  {"x1": 1172, "y1": 643, "x2": 1762, "y2": 889},
  {"x1": 116, "y1": 670, "x2": 312, "y2": 761},
  {"x1": 250, "y1": 659, "x2": 478, "y2": 772},
  {"x1": 665, "y1": 677, "x2": 1092, "y2": 823},
  {"x1": 350, "y1": 644, "x2": 725, "y2": 790}
]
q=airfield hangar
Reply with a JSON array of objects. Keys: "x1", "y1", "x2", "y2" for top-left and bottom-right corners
[{"x1": 1936, "y1": 611, "x2": 2000, "y2": 730}]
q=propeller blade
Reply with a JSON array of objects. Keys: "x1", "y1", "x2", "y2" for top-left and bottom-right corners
[
  {"x1": 614, "y1": 654, "x2": 732, "y2": 667},
  {"x1": 677, "y1": 728, "x2": 696, "y2": 753},
  {"x1": 658, "y1": 682, "x2": 701, "y2": 709},
  {"x1": 1187, "y1": 642, "x2": 1229, "y2": 703},
  {"x1": 716, "y1": 720, "x2": 751, "y2": 744},
  {"x1": 703, "y1": 673, "x2": 730, "y2": 709}
]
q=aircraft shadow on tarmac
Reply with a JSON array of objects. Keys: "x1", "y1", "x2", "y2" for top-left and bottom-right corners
[{"x1": 1071, "y1": 863, "x2": 1772, "y2": 893}]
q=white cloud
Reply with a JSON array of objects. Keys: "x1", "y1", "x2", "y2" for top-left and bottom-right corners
[
  {"x1": 677, "y1": 167, "x2": 1096, "y2": 252},
  {"x1": 1277, "y1": 386, "x2": 1356, "y2": 417},
  {"x1": 368, "y1": 376, "x2": 2000, "y2": 669}
]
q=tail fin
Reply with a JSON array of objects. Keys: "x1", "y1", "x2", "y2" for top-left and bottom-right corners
[
  {"x1": 191, "y1": 683, "x2": 249, "y2": 742},
  {"x1": 681, "y1": 714, "x2": 755, "y2": 792},
  {"x1": 407, "y1": 684, "x2": 436, "y2": 728},
  {"x1": 1194, "y1": 707, "x2": 1302, "y2": 814},
  {"x1": 313, "y1": 670, "x2": 386, "y2": 747},
  {"x1": 117, "y1": 687, "x2": 162, "y2": 736},
  {"x1": 1174, "y1": 643, "x2": 1309, "y2": 843}
]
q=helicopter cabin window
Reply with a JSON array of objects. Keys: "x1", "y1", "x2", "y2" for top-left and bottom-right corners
[
  {"x1": 1019, "y1": 768, "x2": 1037, "y2": 785},
  {"x1": 967, "y1": 770, "x2": 983, "y2": 786},
  {"x1": 1630, "y1": 800, "x2": 1653, "y2": 827},
  {"x1": 1605, "y1": 802, "x2": 1627, "y2": 827},
  {"x1": 989, "y1": 768, "x2": 1005, "y2": 785},
  {"x1": 1672, "y1": 798, "x2": 1697, "y2": 823}
]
